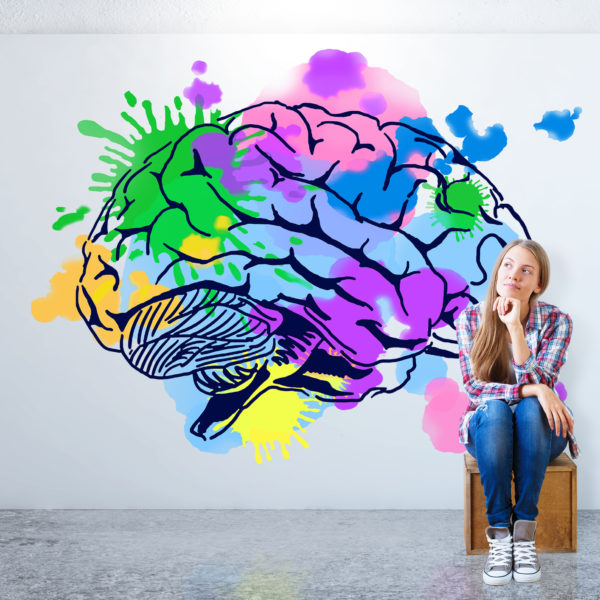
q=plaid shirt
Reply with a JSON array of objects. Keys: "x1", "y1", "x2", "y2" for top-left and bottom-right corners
[{"x1": 456, "y1": 300, "x2": 579, "y2": 459}]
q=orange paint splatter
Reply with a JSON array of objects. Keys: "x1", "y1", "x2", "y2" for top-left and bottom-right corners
[
  {"x1": 75, "y1": 238, "x2": 123, "y2": 348},
  {"x1": 128, "y1": 271, "x2": 170, "y2": 308},
  {"x1": 31, "y1": 257, "x2": 84, "y2": 323},
  {"x1": 31, "y1": 236, "x2": 89, "y2": 323}
]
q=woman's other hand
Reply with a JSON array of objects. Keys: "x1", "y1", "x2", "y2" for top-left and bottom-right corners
[{"x1": 535, "y1": 384, "x2": 574, "y2": 437}]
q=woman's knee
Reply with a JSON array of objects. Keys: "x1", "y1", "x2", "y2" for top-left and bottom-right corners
[
  {"x1": 470, "y1": 401, "x2": 513, "y2": 452},
  {"x1": 514, "y1": 396, "x2": 547, "y2": 426},
  {"x1": 514, "y1": 396, "x2": 553, "y2": 456},
  {"x1": 479, "y1": 399, "x2": 513, "y2": 425}
]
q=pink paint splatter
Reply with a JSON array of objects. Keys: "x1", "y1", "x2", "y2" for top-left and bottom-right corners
[
  {"x1": 256, "y1": 50, "x2": 427, "y2": 132},
  {"x1": 422, "y1": 378, "x2": 470, "y2": 453}
]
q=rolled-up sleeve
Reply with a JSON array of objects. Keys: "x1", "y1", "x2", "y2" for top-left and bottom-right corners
[
  {"x1": 456, "y1": 307, "x2": 522, "y2": 405},
  {"x1": 512, "y1": 311, "x2": 572, "y2": 389}
]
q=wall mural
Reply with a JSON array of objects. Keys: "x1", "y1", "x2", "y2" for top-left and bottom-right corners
[{"x1": 32, "y1": 49, "x2": 580, "y2": 463}]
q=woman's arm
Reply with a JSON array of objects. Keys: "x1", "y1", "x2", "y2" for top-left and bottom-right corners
[
  {"x1": 456, "y1": 306, "x2": 521, "y2": 405},
  {"x1": 507, "y1": 324, "x2": 531, "y2": 366},
  {"x1": 513, "y1": 310, "x2": 573, "y2": 388},
  {"x1": 519, "y1": 383, "x2": 574, "y2": 436},
  {"x1": 495, "y1": 297, "x2": 573, "y2": 389}
]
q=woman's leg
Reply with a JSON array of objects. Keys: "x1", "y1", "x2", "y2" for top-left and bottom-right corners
[
  {"x1": 465, "y1": 400, "x2": 514, "y2": 528},
  {"x1": 512, "y1": 396, "x2": 567, "y2": 522},
  {"x1": 549, "y1": 427, "x2": 569, "y2": 462}
]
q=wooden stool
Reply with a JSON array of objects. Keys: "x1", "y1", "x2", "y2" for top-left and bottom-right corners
[{"x1": 464, "y1": 452, "x2": 577, "y2": 554}]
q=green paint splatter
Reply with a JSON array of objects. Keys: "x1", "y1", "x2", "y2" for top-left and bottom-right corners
[
  {"x1": 129, "y1": 249, "x2": 144, "y2": 261},
  {"x1": 52, "y1": 206, "x2": 91, "y2": 231},
  {"x1": 77, "y1": 90, "x2": 194, "y2": 195},
  {"x1": 228, "y1": 263, "x2": 242, "y2": 282},
  {"x1": 427, "y1": 177, "x2": 490, "y2": 241},
  {"x1": 78, "y1": 85, "x2": 279, "y2": 293},
  {"x1": 274, "y1": 268, "x2": 313, "y2": 290},
  {"x1": 289, "y1": 237, "x2": 302, "y2": 245},
  {"x1": 173, "y1": 262, "x2": 185, "y2": 287},
  {"x1": 124, "y1": 91, "x2": 137, "y2": 108},
  {"x1": 56, "y1": 206, "x2": 65, "y2": 212},
  {"x1": 112, "y1": 244, "x2": 127, "y2": 262},
  {"x1": 234, "y1": 130, "x2": 266, "y2": 144}
]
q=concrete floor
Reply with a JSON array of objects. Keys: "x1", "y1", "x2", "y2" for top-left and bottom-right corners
[{"x1": 0, "y1": 510, "x2": 598, "y2": 600}]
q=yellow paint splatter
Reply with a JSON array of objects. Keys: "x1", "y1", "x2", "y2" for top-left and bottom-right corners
[
  {"x1": 214, "y1": 215, "x2": 232, "y2": 231},
  {"x1": 229, "y1": 384, "x2": 322, "y2": 465},
  {"x1": 232, "y1": 566, "x2": 301, "y2": 600},
  {"x1": 302, "y1": 371, "x2": 350, "y2": 392},
  {"x1": 180, "y1": 233, "x2": 222, "y2": 267}
]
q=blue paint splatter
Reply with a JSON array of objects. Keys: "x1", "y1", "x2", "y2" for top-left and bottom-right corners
[
  {"x1": 534, "y1": 107, "x2": 582, "y2": 141},
  {"x1": 402, "y1": 354, "x2": 447, "y2": 395},
  {"x1": 163, "y1": 376, "x2": 243, "y2": 454},
  {"x1": 445, "y1": 105, "x2": 507, "y2": 163}
]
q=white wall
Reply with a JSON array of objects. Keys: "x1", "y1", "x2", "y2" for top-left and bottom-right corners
[
  {"x1": 1, "y1": 0, "x2": 599, "y2": 33},
  {"x1": 1, "y1": 3, "x2": 599, "y2": 509}
]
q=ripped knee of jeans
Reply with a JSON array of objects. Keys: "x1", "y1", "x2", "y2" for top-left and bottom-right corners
[{"x1": 478, "y1": 399, "x2": 512, "y2": 422}]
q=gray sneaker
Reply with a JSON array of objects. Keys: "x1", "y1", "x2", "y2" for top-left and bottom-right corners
[
  {"x1": 512, "y1": 519, "x2": 541, "y2": 583},
  {"x1": 483, "y1": 526, "x2": 513, "y2": 585}
]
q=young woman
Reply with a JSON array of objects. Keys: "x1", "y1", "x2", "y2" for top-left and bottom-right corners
[{"x1": 456, "y1": 239, "x2": 578, "y2": 586}]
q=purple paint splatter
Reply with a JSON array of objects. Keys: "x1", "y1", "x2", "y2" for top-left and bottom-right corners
[
  {"x1": 184, "y1": 79, "x2": 222, "y2": 109},
  {"x1": 555, "y1": 381, "x2": 567, "y2": 401},
  {"x1": 303, "y1": 49, "x2": 367, "y2": 98},
  {"x1": 360, "y1": 92, "x2": 387, "y2": 116},
  {"x1": 192, "y1": 60, "x2": 207, "y2": 75}
]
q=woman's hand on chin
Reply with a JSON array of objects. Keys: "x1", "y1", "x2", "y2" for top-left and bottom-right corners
[{"x1": 493, "y1": 295, "x2": 523, "y2": 329}]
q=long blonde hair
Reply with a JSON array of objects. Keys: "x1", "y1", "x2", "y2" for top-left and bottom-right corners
[{"x1": 471, "y1": 239, "x2": 550, "y2": 383}]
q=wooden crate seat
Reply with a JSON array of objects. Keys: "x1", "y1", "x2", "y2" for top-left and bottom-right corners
[{"x1": 464, "y1": 452, "x2": 577, "y2": 554}]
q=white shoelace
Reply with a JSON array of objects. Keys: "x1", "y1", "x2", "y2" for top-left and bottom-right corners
[
  {"x1": 488, "y1": 536, "x2": 513, "y2": 568},
  {"x1": 513, "y1": 540, "x2": 537, "y2": 565}
]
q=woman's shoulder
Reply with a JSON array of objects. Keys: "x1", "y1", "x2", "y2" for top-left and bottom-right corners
[
  {"x1": 456, "y1": 301, "x2": 483, "y2": 325},
  {"x1": 534, "y1": 300, "x2": 570, "y2": 318},
  {"x1": 533, "y1": 300, "x2": 573, "y2": 331}
]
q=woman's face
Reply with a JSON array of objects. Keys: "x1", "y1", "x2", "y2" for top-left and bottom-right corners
[{"x1": 495, "y1": 245, "x2": 542, "y2": 304}]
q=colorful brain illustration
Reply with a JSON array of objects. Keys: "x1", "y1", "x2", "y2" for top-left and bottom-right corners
[{"x1": 33, "y1": 49, "x2": 530, "y2": 462}]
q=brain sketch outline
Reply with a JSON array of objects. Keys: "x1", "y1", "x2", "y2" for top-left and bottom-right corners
[
  {"x1": 29, "y1": 50, "x2": 533, "y2": 461},
  {"x1": 73, "y1": 93, "x2": 528, "y2": 449}
]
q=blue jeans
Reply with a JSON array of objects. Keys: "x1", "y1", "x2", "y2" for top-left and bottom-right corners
[{"x1": 465, "y1": 397, "x2": 568, "y2": 528}]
